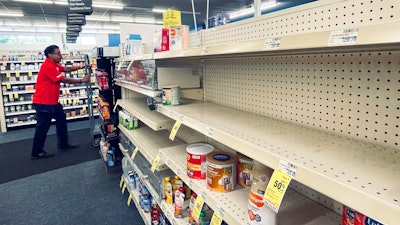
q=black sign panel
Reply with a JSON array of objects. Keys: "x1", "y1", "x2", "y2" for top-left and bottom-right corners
[
  {"x1": 66, "y1": 32, "x2": 79, "y2": 37},
  {"x1": 67, "y1": 13, "x2": 86, "y2": 25},
  {"x1": 68, "y1": 0, "x2": 93, "y2": 15},
  {"x1": 66, "y1": 25, "x2": 82, "y2": 32}
]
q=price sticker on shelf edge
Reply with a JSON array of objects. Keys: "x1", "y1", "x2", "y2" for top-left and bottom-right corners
[
  {"x1": 192, "y1": 195, "x2": 205, "y2": 221},
  {"x1": 6, "y1": 72, "x2": 11, "y2": 78},
  {"x1": 151, "y1": 155, "x2": 161, "y2": 172},
  {"x1": 127, "y1": 194, "x2": 133, "y2": 206},
  {"x1": 263, "y1": 169, "x2": 292, "y2": 213},
  {"x1": 28, "y1": 71, "x2": 33, "y2": 77},
  {"x1": 328, "y1": 28, "x2": 358, "y2": 46},
  {"x1": 15, "y1": 72, "x2": 20, "y2": 77},
  {"x1": 14, "y1": 93, "x2": 19, "y2": 99},
  {"x1": 169, "y1": 120, "x2": 182, "y2": 141},
  {"x1": 210, "y1": 211, "x2": 223, "y2": 225},
  {"x1": 6, "y1": 83, "x2": 11, "y2": 89},
  {"x1": 119, "y1": 176, "x2": 125, "y2": 188},
  {"x1": 131, "y1": 147, "x2": 139, "y2": 160},
  {"x1": 263, "y1": 37, "x2": 281, "y2": 51}
]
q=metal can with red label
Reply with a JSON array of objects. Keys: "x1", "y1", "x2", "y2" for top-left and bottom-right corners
[{"x1": 186, "y1": 143, "x2": 214, "y2": 179}]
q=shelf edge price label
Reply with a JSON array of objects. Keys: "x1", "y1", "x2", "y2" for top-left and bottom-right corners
[
  {"x1": 15, "y1": 72, "x2": 20, "y2": 77},
  {"x1": 263, "y1": 169, "x2": 292, "y2": 213},
  {"x1": 278, "y1": 159, "x2": 297, "y2": 178},
  {"x1": 151, "y1": 155, "x2": 161, "y2": 172},
  {"x1": 28, "y1": 71, "x2": 33, "y2": 77},
  {"x1": 131, "y1": 147, "x2": 139, "y2": 160},
  {"x1": 210, "y1": 211, "x2": 223, "y2": 225},
  {"x1": 328, "y1": 28, "x2": 358, "y2": 46},
  {"x1": 169, "y1": 120, "x2": 182, "y2": 141},
  {"x1": 6, "y1": 83, "x2": 11, "y2": 89},
  {"x1": 263, "y1": 37, "x2": 281, "y2": 51},
  {"x1": 6, "y1": 72, "x2": 11, "y2": 78},
  {"x1": 127, "y1": 194, "x2": 133, "y2": 206},
  {"x1": 192, "y1": 195, "x2": 205, "y2": 221}
]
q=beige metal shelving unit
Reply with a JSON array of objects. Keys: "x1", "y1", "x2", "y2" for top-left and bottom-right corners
[
  {"x1": 118, "y1": 125, "x2": 185, "y2": 171},
  {"x1": 115, "y1": 0, "x2": 400, "y2": 224},
  {"x1": 116, "y1": 98, "x2": 174, "y2": 131}
]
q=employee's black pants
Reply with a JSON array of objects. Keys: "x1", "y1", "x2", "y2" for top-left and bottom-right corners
[{"x1": 31, "y1": 103, "x2": 68, "y2": 156}]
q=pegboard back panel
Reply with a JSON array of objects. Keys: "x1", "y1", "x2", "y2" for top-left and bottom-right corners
[
  {"x1": 203, "y1": 50, "x2": 400, "y2": 149},
  {"x1": 201, "y1": 0, "x2": 400, "y2": 46}
]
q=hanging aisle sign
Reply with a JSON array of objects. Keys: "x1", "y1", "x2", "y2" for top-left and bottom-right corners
[
  {"x1": 66, "y1": 25, "x2": 82, "y2": 32},
  {"x1": 68, "y1": 0, "x2": 93, "y2": 15},
  {"x1": 67, "y1": 13, "x2": 86, "y2": 25}
]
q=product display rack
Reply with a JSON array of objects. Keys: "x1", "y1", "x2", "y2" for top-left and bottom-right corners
[
  {"x1": 0, "y1": 58, "x2": 99, "y2": 132},
  {"x1": 118, "y1": 125, "x2": 185, "y2": 171},
  {"x1": 116, "y1": 98, "x2": 174, "y2": 131},
  {"x1": 121, "y1": 173, "x2": 189, "y2": 225},
  {"x1": 113, "y1": 1, "x2": 400, "y2": 224}
]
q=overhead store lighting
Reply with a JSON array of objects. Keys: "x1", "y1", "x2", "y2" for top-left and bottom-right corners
[
  {"x1": 111, "y1": 18, "x2": 134, "y2": 23},
  {"x1": 152, "y1": 8, "x2": 166, "y2": 13},
  {"x1": 87, "y1": 16, "x2": 110, "y2": 22},
  {"x1": 230, "y1": 1, "x2": 278, "y2": 19},
  {"x1": 54, "y1": 1, "x2": 68, "y2": 5},
  {"x1": 0, "y1": 12, "x2": 24, "y2": 17},
  {"x1": 13, "y1": 0, "x2": 53, "y2": 4},
  {"x1": 92, "y1": 2, "x2": 124, "y2": 10}
]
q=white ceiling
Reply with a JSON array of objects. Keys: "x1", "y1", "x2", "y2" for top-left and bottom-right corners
[{"x1": 0, "y1": 0, "x2": 316, "y2": 34}]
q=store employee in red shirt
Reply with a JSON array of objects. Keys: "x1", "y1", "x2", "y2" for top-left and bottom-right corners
[{"x1": 31, "y1": 45, "x2": 90, "y2": 159}]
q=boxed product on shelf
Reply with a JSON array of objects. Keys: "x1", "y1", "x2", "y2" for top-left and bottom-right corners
[
  {"x1": 115, "y1": 60, "x2": 200, "y2": 90},
  {"x1": 169, "y1": 25, "x2": 189, "y2": 51}
]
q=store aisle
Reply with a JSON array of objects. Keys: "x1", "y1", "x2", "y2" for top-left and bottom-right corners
[{"x1": 0, "y1": 159, "x2": 145, "y2": 225}]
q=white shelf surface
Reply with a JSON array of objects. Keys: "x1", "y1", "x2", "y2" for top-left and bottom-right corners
[
  {"x1": 0, "y1": 60, "x2": 44, "y2": 64},
  {"x1": 122, "y1": 176, "x2": 151, "y2": 225},
  {"x1": 115, "y1": 79, "x2": 162, "y2": 97},
  {"x1": 121, "y1": 146, "x2": 189, "y2": 225},
  {"x1": 4, "y1": 100, "x2": 32, "y2": 106},
  {"x1": 117, "y1": 98, "x2": 174, "y2": 131},
  {"x1": 156, "y1": 102, "x2": 399, "y2": 225},
  {"x1": 0, "y1": 69, "x2": 40, "y2": 74},
  {"x1": 5, "y1": 110, "x2": 35, "y2": 116},
  {"x1": 5, "y1": 113, "x2": 94, "y2": 128},
  {"x1": 116, "y1": 23, "x2": 400, "y2": 62},
  {"x1": 3, "y1": 90, "x2": 35, "y2": 95},
  {"x1": 118, "y1": 125, "x2": 185, "y2": 171},
  {"x1": 159, "y1": 145, "x2": 340, "y2": 225},
  {"x1": 2, "y1": 80, "x2": 36, "y2": 85}
]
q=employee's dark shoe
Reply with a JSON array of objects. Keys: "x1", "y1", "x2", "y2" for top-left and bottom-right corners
[
  {"x1": 31, "y1": 151, "x2": 55, "y2": 160},
  {"x1": 58, "y1": 144, "x2": 78, "y2": 150}
]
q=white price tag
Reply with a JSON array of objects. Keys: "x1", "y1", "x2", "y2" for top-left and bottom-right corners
[
  {"x1": 263, "y1": 37, "x2": 281, "y2": 50},
  {"x1": 328, "y1": 28, "x2": 358, "y2": 46},
  {"x1": 206, "y1": 127, "x2": 214, "y2": 137},
  {"x1": 203, "y1": 46, "x2": 209, "y2": 55},
  {"x1": 278, "y1": 159, "x2": 297, "y2": 178}
]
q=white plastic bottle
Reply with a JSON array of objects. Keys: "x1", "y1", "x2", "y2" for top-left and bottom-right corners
[{"x1": 247, "y1": 160, "x2": 277, "y2": 225}]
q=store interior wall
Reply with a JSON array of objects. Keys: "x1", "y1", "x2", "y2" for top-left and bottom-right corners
[
  {"x1": 0, "y1": 33, "x2": 109, "y2": 56},
  {"x1": 119, "y1": 23, "x2": 163, "y2": 45}
]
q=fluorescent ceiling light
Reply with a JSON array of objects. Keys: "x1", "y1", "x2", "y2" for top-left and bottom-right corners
[
  {"x1": 111, "y1": 18, "x2": 134, "y2": 23},
  {"x1": 93, "y1": 2, "x2": 124, "y2": 10},
  {"x1": 0, "y1": 12, "x2": 24, "y2": 17},
  {"x1": 13, "y1": 0, "x2": 53, "y2": 4},
  {"x1": 4, "y1": 23, "x2": 31, "y2": 27},
  {"x1": 32, "y1": 24, "x2": 57, "y2": 28},
  {"x1": 87, "y1": 17, "x2": 110, "y2": 22},
  {"x1": 152, "y1": 8, "x2": 166, "y2": 13},
  {"x1": 54, "y1": 1, "x2": 68, "y2": 5},
  {"x1": 230, "y1": 1, "x2": 278, "y2": 19}
]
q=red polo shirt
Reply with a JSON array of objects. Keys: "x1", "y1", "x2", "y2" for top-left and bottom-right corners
[{"x1": 32, "y1": 58, "x2": 65, "y2": 105}]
